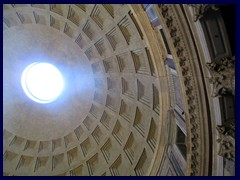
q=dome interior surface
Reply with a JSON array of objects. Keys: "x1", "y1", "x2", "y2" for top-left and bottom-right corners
[{"x1": 3, "y1": 4, "x2": 161, "y2": 176}]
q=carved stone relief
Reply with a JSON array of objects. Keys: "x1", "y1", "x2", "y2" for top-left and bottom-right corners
[
  {"x1": 206, "y1": 56, "x2": 235, "y2": 97},
  {"x1": 188, "y1": 4, "x2": 219, "y2": 22},
  {"x1": 216, "y1": 119, "x2": 235, "y2": 162}
]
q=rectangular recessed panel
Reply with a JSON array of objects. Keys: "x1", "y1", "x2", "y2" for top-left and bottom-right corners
[
  {"x1": 100, "y1": 111, "x2": 111, "y2": 130},
  {"x1": 64, "y1": 22, "x2": 74, "y2": 38},
  {"x1": 119, "y1": 99, "x2": 134, "y2": 123},
  {"x1": 109, "y1": 155, "x2": 121, "y2": 176},
  {"x1": 133, "y1": 107, "x2": 145, "y2": 137},
  {"x1": 116, "y1": 52, "x2": 135, "y2": 73},
  {"x1": 123, "y1": 132, "x2": 135, "y2": 164},
  {"x1": 82, "y1": 20, "x2": 95, "y2": 40},
  {"x1": 153, "y1": 84, "x2": 160, "y2": 115},
  {"x1": 80, "y1": 138, "x2": 92, "y2": 157},
  {"x1": 50, "y1": 15, "x2": 60, "y2": 30},
  {"x1": 16, "y1": 12, "x2": 32, "y2": 24},
  {"x1": 33, "y1": 11, "x2": 46, "y2": 25},
  {"x1": 101, "y1": 139, "x2": 112, "y2": 163},
  {"x1": 121, "y1": 77, "x2": 135, "y2": 99},
  {"x1": 137, "y1": 79, "x2": 151, "y2": 107},
  {"x1": 86, "y1": 153, "x2": 99, "y2": 175},
  {"x1": 102, "y1": 4, "x2": 114, "y2": 18},
  {"x1": 90, "y1": 5, "x2": 104, "y2": 30},
  {"x1": 112, "y1": 120, "x2": 124, "y2": 145},
  {"x1": 106, "y1": 94, "x2": 119, "y2": 113},
  {"x1": 70, "y1": 165, "x2": 83, "y2": 176},
  {"x1": 134, "y1": 149, "x2": 147, "y2": 176},
  {"x1": 67, "y1": 147, "x2": 79, "y2": 166},
  {"x1": 103, "y1": 57, "x2": 118, "y2": 73},
  {"x1": 92, "y1": 126, "x2": 104, "y2": 144},
  {"x1": 67, "y1": 5, "x2": 80, "y2": 26},
  {"x1": 50, "y1": 4, "x2": 63, "y2": 16},
  {"x1": 147, "y1": 118, "x2": 157, "y2": 152}
]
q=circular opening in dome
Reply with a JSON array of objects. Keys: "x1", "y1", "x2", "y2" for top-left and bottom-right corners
[{"x1": 21, "y1": 62, "x2": 64, "y2": 104}]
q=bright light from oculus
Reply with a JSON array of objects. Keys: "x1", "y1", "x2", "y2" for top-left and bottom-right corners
[{"x1": 21, "y1": 62, "x2": 64, "y2": 104}]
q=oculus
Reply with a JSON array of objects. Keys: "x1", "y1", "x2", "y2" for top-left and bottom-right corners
[{"x1": 21, "y1": 62, "x2": 64, "y2": 104}]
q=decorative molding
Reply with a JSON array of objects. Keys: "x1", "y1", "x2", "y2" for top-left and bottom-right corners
[{"x1": 157, "y1": 4, "x2": 208, "y2": 175}]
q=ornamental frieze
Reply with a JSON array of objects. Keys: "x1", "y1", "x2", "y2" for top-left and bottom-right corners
[{"x1": 158, "y1": 4, "x2": 202, "y2": 175}]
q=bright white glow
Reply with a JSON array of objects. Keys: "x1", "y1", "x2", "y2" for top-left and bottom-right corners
[{"x1": 21, "y1": 62, "x2": 64, "y2": 104}]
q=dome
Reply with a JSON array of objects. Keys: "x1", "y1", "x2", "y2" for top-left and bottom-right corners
[{"x1": 3, "y1": 4, "x2": 235, "y2": 176}]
